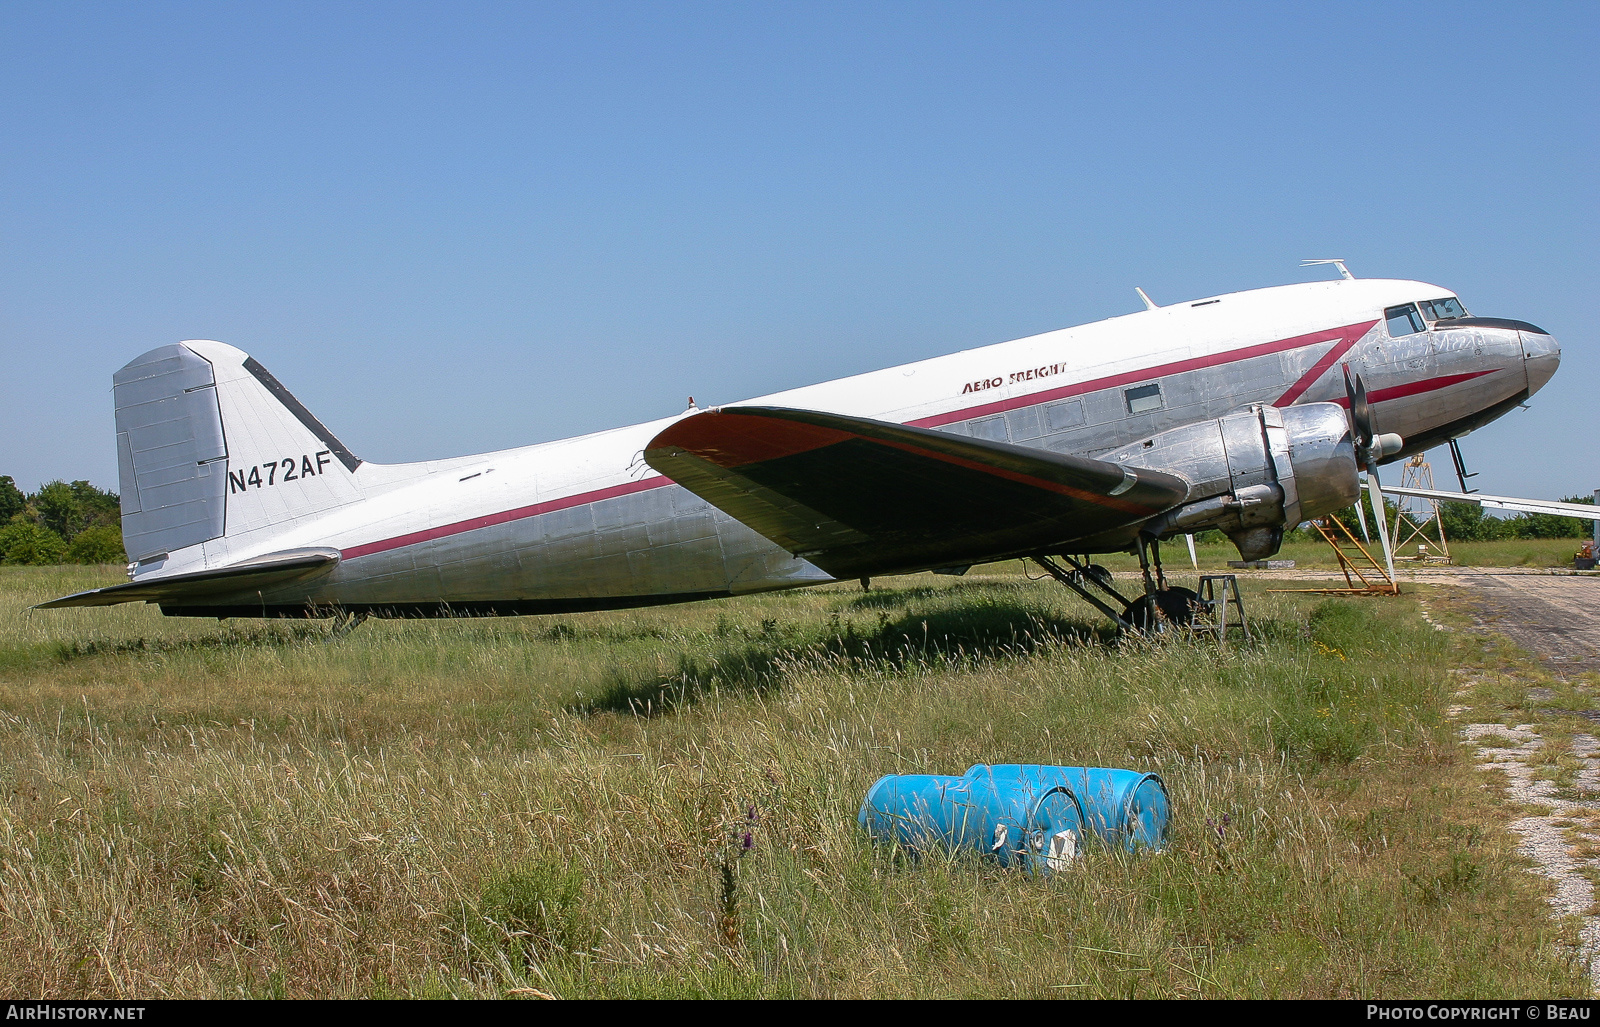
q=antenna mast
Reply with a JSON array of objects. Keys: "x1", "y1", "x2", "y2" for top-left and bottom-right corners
[{"x1": 1301, "y1": 258, "x2": 1355, "y2": 280}]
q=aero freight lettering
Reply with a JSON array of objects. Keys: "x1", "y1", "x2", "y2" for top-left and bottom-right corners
[
  {"x1": 961, "y1": 362, "x2": 1070, "y2": 394},
  {"x1": 228, "y1": 451, "x2": 334, "y2": 493}
]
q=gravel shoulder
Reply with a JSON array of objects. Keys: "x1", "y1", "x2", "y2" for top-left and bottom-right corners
[{"x1": 1418, "y1": 570, "x2": 1600, "y2": 992}]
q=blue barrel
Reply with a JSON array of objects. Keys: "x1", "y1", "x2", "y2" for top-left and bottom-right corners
[
  {"x1": 858, "y1": 767, "x2": 1087, "y2": 872},
  {"x1": 971, "y1": 765, "x2": 1168, "y2": 852}
]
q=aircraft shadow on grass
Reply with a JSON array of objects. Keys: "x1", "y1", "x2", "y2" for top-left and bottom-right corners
[{"x1": 572, "y1": 584, "x2": 1112, "y2": 718}]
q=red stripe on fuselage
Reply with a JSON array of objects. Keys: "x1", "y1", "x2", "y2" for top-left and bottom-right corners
[
  {"x1": 340, "y1": 475, "x2": 673, "y2": 561},
  {"x1": 1327, "y1": 369, "x2": 1499, "y2": 408},
  {"x1": 340, "y1": 319, "x2": 1395, "y2": 560},
  {"x1": 907, "y1": 320, "x2": 1378, "y2": 429},
  {"x1": 1274, "y1": 329, "x2": 1368, "y2": 406}
]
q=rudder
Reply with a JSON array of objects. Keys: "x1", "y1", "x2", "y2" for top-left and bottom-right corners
[{"x1": 114, "y1": 340, "x2": 365, "y2": 566}]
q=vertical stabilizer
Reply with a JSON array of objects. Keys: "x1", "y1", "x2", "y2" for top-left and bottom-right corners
[{"x1": 114, "y1": 341, "x2": 366, "y2": 565}]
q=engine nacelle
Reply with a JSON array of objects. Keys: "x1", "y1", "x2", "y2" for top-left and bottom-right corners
[{"x1": 1102, "y1": 402, "x2": 1360, "y2": 560}]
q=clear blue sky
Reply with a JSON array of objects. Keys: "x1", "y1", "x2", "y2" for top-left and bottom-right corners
[{"x1": 3, "y1": 1, "x2": 1595, "y2": 502}]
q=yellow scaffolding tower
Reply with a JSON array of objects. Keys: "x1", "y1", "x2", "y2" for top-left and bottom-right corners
[{"x1": 1270, "y1": 516, "x2": 1399, "y2": 595}]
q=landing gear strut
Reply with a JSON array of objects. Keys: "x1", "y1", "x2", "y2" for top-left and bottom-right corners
[
  {"x1": 1136, "y1": 536, "x2": 1166, "y2": 593},
  {"x1": 1032, "y1": 554, "x2": 1136, "y2": 632},
  {"x1": 1125, "y1": 536, "x2": 1200, "y2": 630},
  {"x1": 1449, "y1": 438, "x2": 1479, "y2": 495},
  {"x1": 1034, "y1": 541, "x2": 1202, "y2": 634}
]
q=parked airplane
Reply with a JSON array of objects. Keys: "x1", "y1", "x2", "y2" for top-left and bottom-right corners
[{"x1": 39, "y1": 266, "x2": 1572, "y2": 628}]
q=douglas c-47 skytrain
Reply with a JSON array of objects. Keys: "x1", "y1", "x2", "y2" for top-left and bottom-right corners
[{"x1": 39, "y1": 266, "x2": 1585, "y2": 629}]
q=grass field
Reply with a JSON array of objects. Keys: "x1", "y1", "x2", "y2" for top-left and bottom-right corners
[{"x1": 0, "y1": 565, "x2": 1588, "y2": 998}]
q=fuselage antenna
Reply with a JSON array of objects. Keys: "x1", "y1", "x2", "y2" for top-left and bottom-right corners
[
  {"x1": 1135, "y1": 287, "x2": 1159, "y2": 311},
  {"x1": 1301, "y1": 258, "x2": 1355, "y2": 280}
]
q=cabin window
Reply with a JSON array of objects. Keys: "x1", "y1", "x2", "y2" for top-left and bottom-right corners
[
  {"x1": 1385, "y1": 303, "x2": 1426, "y2": 337},
  {"x1": 971, "y1": 416, "x2": 1008, "y2": 442},
  {"x1": 1124, "y1": 383, "x2": 1163, "y2": 414},
  {"x1": 1419, "y1": 297, "x2": 1467, "y2": 321},
  {"x1": 1045, "y1": 399, "x2": 1086, "y2": 431}
]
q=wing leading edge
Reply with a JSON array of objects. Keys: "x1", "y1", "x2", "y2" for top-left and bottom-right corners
[
  {"x1": 645, "y1": 407, "x2": 1189, "y2": 579},
  {"x1": 1374, "y1": 484, "x2": 1600, "y2": 521}
]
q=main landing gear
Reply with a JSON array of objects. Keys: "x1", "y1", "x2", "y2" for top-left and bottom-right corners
[
  {"x1": 1127, "y1": 537, "x2": 1201, "y2": 631},
  {"x1": 1032, "y1": 536, "x2": 1200, "y2": 634}
]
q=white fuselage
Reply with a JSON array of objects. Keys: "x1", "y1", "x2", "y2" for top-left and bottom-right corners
[{"x1": 146, "y1": 276, "x2": 1554, "y2": 616}]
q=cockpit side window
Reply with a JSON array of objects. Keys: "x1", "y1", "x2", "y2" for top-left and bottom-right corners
[
  {"x1": 1385, "y1": 303, "x2": 1426, "y2": 337},
  {"x1": 1419, "y1": 297, "x2": 1467, "y2": 321}
]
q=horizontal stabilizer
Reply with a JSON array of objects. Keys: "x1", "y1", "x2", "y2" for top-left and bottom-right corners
[
  {"x1": 35, "y1": 548, "x2": 341, "y2": 609},
  {"x1": 645, "y1": 406, "x2": 1188, "y2": 578},
  {"x1": 1370, "y1": 483, "x2": 1600, "y2": 521}
]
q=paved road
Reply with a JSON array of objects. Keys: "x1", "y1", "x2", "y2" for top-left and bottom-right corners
[{"x1": 1451, "y1": 572, "x2": 1600, "y2": 675}]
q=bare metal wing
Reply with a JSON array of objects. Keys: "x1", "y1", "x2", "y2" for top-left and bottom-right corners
[
  {"x1": 35, "y1": 548, "x2": 341, "y2": 609},
  {"x1": 1372, "y1": 484, "x2": 1600, "y2": 521},
  {"x1": 645, "y1": 406, "x2": 1189, "y2": 579}
]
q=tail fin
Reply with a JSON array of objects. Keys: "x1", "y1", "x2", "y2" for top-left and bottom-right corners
[{"x1": 114, "y1": 340, "x2": 364, "y2": 565}]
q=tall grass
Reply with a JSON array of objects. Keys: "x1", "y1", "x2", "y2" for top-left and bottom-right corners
[{"x1": 0, "y1": 565, "x2": 1585, "y2": 997}]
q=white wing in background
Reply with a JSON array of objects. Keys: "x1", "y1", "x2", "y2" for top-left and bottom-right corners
[{"x1": 1374, "y1": 484, "x2": 1600, "y2": 521}]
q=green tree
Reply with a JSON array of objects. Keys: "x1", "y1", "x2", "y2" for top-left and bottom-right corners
[
  {"x1": 0, "y1": 476, "x2": 23, "y2": 523},
  {"x1": 66, "y1": 523, "x2": 126, "y2": 564},
  {"x1": 0, "y1": 522, "x2": 68, "y2": 565},
  {"x1": 32, "y1": 480, "x2": 119, "y2": 540},
  {"x1": 1501, "y1": 495, "x2": 1595, "y2": 539},
  {"x1": 1438, "y1": 500, "x2": 1505, "y2": 542}
]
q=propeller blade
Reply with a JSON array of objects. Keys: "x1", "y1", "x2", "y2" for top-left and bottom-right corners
[
  {"x1": 1342, "y1": 363, "x2": 1375, "y2": 463},
  {"x1": 1354, "y1": 494, "x2": 1371, "y2": 543},
  {"x1": 1184, "y1": 533, "x2": 1198, "y2": 570},
  {"x1": 1352, "y1": 372, "x2": 1372, "y2": 443},
  {"x1": 1367, "y1": 471, "x2": 1397, "y2": 583}
]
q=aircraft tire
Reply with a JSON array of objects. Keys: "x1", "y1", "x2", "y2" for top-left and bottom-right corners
[{"x1": 1123, "y1": 587, "x2": 1201, "y2": 631}]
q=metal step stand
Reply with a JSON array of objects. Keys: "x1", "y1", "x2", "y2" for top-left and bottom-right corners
[
  {"x1": 1270, "y1": 516, "x2": 1399, "y2": 596},
  {"x1": 1190, "y1": 575, "x2": 1251, "y2": 644}
]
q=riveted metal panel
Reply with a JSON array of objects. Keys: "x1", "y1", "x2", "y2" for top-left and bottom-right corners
[
  {"x1": 1006, "y1": 405, "x2": 1043, "y2": 442},
  {"x1": 1219, "y1": 407, "x2": 1271, "y2": 491}
]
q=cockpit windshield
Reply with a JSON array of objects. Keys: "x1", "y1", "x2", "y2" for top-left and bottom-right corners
[
  {"x1": 1419, "y1": 296, "x2": 1467, "y2": 321},
  {"x1": 1385, "y1": 304, "x2": 1426, "y2": 338}
]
